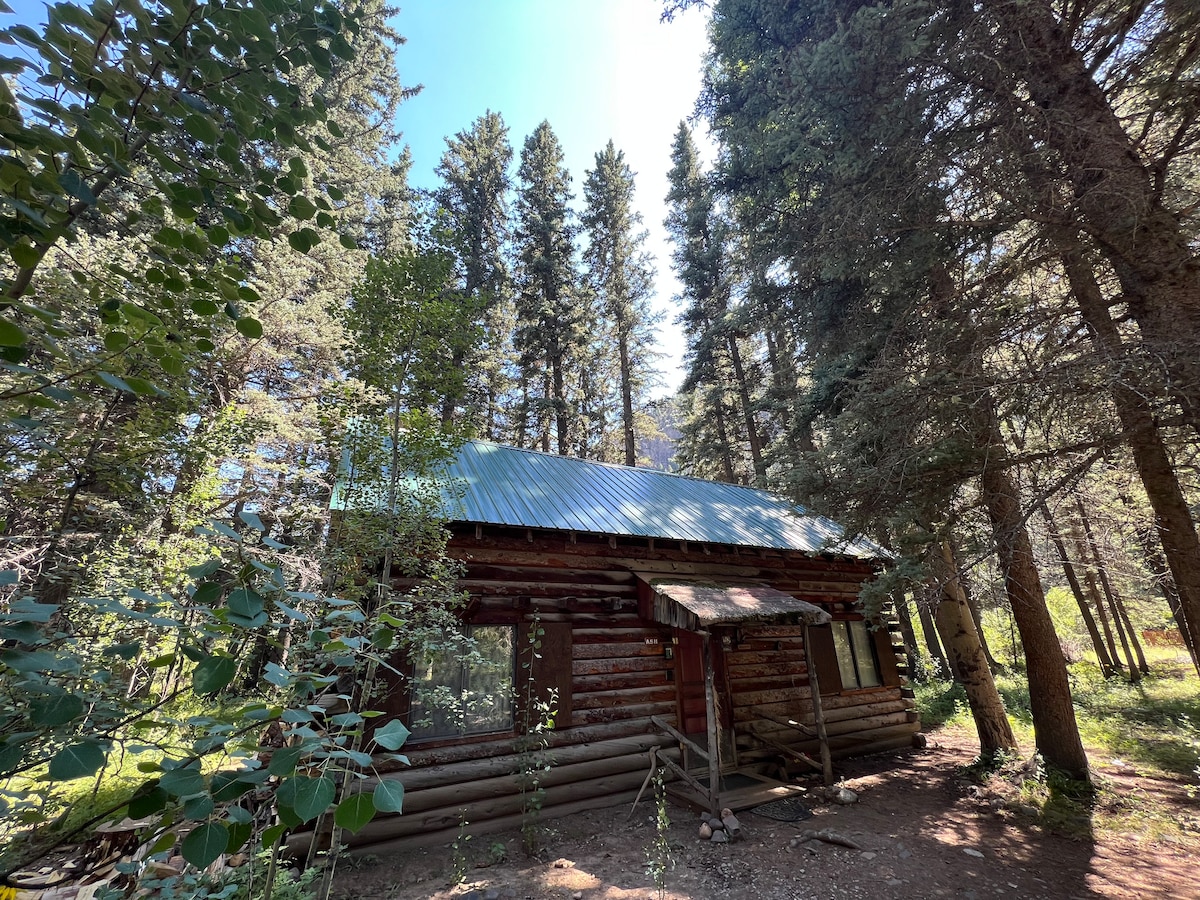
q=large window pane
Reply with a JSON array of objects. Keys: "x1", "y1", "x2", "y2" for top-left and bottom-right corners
[
  {"x1": 410, "y1": 624, "x2": 515, "y2": 740},
  {"x1": 829, "y1": 619, "x2": 883, "y2": 690},
  {"x1": 831, "y1": 621, "x2": 859, "y2": 689},
  {"x1": 849, "y1": 621, "x2": 882, "y2": 688}
]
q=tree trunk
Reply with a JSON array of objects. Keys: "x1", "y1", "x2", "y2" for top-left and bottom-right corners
[
  {"x1": 723, "y1": 333, "x2": 765, "y2": 483},
  {"x1": 709, "y1": 386, "x2": 737, "y2": 485},
  {"x1": 931, "y1": 541, "x2": 1018, "y2": 756},
  {"x1": 892, "y1": 589, "x2": 921, "y2": 671},
  {"x1": 1060, "y1": 241, "x2": 1200, "y2": 664},
  {"x1": 1075, "y1": 496, "x2": 1142, "y2": 681},
  {"x1": 1038, "y1": 501, "x2": 1116, "y2": 676},
  {"x1": 987, "y1": 0, "x2": 1200, "y2": 431},
  {"x1": 618, "y1": 327, "x2": 635, "y2": 467},
  {"x1": 951, "y1": 539, "x2": 1003, "y2": 674},
  {"x1": 552, "y1": 355, "x2": 568, "y2": 456},
  {"x1": 971, "y1": 394, "x2": 1090, "y2": 780},
  {"x1": 915, "y1": 594, "x2": 949, "y2": 678},
  {"x1": 1132, "y1": 523, "x2": 1198, "y2": 672}
]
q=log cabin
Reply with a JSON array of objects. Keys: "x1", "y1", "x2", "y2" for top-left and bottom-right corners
[{"x1": 340, "y1": 440, "x2": 919, "y2": 852}]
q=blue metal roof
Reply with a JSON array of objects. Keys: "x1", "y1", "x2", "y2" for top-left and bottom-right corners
[{"x1": 430, "y1": 441, "x2": 879, "y2": 558}]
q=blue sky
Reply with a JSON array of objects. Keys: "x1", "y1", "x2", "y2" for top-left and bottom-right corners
[
  {"x1": 2, "y1": 0, "x2": 712, "y2": 393},
  {"x1": 394, "y1": 1, "x2": 711, "y2": 394}
]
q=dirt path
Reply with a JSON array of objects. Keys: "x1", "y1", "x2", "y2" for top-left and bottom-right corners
[{"x1": 333, "y1": 726, "x2": 1200, "y2": 899}]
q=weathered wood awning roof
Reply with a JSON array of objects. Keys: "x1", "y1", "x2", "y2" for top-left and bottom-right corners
[{"x1": 642, "y1": 578, "x2": 833, "y2": 632}]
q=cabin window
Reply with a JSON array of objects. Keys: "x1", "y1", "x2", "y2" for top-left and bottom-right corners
[
  {"x1": 831, "y1": 620, "x2": 882, "y2": 690},
  {"x1": 408, "y1": 624, "x2": 515, "y2": 740}
]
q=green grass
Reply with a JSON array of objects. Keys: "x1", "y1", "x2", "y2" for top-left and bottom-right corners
[
  {"x1": 914, "y1": 648, "x2": 1200, "y2": 777},
  {"x1": 913, "y1": 647, "x2": 1200, "y2": 842}
]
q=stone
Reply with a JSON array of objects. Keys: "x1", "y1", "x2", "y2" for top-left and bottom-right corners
[
  {"x1": 912, "y1": 733, "x2": 928, "y2": 749},
  {"x1": 710, "y1": 830, "x2": 729, "y2": 843},
  {"x1": 963, "y1": 848, "x2": 985, "y2": 858},
  {"x1": 721, "y1": 812, "x2": 742, "y2": 838},
  {"x1": 860, "y1": 852, "x2": 877, "y2": 860},
  {"x1": 832, "y1": 788, "x2": 858, "y2": 805},
  {"x1": 699, "y1": 822, "x2": 713, "y2": 840}
]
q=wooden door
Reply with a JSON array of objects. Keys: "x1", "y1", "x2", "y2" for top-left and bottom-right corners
[{"x1": 674, "y1": 628, "x2": 707, "y2": 739}]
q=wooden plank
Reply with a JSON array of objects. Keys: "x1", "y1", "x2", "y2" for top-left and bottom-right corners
[
  {"x1": 573, "y1": 671, "x2": 672, "y2": 693},
  {"x1": 573, "y1": 641, "x2": 671, "y2": 660},
  {"x1": 449, "y1": 540, "x2": 878, "y2": 578},
  {"x1": 573, "y1": 656, "x2": 670, "y2": 676},
  {"x1": 571, "y1": 700, "x2": 676, "y2": 726},
  {"x1": 703, "y1": 632, "x2": 720, "y2": 814},
  {"x1": 649, "y1": 715, "x2": 709, "y2": 761},
  {"x1": 571, "y1": 627, "x2": 667, "y2": 643},
  {"x1": 751, "y1": 733, "x2": 823, "y2": 771},
  {"x1": 573, "y1": 685, "x2": 676, "y2": 709},
  {"x1": 656, "y1": 751, "x2": 709, "y2": 798},
  {"x1": 804, "y1": 622, "x2": 834, "y2": 786}
]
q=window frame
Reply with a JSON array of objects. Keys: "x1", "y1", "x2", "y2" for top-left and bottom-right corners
[
  {"x1": 829, "y1": 618, "x2": 883, "y2": 692},
  {"x1": 406, "y1": 622, "x2": 517, "y2": 745}
]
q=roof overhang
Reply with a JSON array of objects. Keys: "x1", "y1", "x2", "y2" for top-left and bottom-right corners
[{"x1": 640, "y1": 577, "x2": 832, "y2": 632}]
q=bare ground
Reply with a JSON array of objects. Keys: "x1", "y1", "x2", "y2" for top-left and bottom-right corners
[{"x1": 332, "y1": 725, "x2": 1200, "y2": 900}]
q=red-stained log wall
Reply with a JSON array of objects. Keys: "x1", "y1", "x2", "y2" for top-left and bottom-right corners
[{"x1": 338, "y1": 525, "x2": 918, "y2": 852}]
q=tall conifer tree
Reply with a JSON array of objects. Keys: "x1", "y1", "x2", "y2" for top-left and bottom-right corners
[
  {"x1": 581, "y1": 141, "x2": 657, "y2": 466},
  {"x1": 512, "y1": 121, "x2": 584, "y2": 455}
]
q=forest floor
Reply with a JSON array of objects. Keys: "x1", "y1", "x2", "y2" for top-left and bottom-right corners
[{"x1": 330, "y1": 724, "x2": 1200, "y2": 900}]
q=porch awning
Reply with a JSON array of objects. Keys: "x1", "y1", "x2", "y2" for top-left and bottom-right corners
[{"x1": 641, "y1": 577, "x2": 832, "y2": 632}]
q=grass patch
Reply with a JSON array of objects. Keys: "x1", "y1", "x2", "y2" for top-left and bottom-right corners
[{"x1": 914, "y1": 649, "x2": 1200, "y2": 843}]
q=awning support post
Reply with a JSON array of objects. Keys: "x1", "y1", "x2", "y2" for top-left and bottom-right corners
[
  {"x1": 702, "y1": 631, "x2": 720, "y2": 814},
  {"x1": 803, "y1": 623, "x2": 834, "y2": 786}
]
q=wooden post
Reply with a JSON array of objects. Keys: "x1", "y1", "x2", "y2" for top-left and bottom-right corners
[
  {"x1": 702, "y1": 631, "x2": 720, "y2": 814},
  {"x1": 803, "y1": 623, "x2": 834, "y2": 786}
]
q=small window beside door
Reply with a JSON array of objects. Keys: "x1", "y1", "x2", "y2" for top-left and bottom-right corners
[{"x1": 831, "y1": 620, "x2": 882, "y2": 690}]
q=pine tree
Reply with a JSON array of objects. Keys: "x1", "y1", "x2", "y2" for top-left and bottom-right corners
[
  {"x1": 434, "y1": 111, "x2": 515, "y2": 435},
  {"x1": 512, "y1": 121, "x2": 585, "y2": 455},
  {"x1": 581, "y1": 141, "x2": 658, "y2": 466},
  {"x1": 664, "y1": 122, "x2": 764, "y2": 483}
]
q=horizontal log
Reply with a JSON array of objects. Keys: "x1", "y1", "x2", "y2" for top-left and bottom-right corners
[
  {"x1": 451, "y1": 541, "x2": 877, "y2": 578},
  {"x1": 346, "y1": 766, "x2": 653, "y2": 844},
  {"x1": 573, "y1": 671, "x2": 671, "y2": 694},
  {"x1": 737, "y1": 625, "x2": 807, "y2": 639},
  {"x1": 571, "y1": 700, "x2": 676, "y2": 726},
  {"x1": 462, "y1": 564, "x2": 636, "y2": 585},
  {"x1": 395, "y1": 716, "x2": 670, "y2": 769},
  {"x1": 722, "y1": 649, "x2": 807, "y2": 666},
  {"x1": 374, "y1": 746, "x2": 679, "y2": 818},
  {"x1": 731, "y1": 687, "x2": 812, "y2": 708},
  {"x1": 572, "y1": 627, "x2": 667, "y2": 643},
  {"x1": 573, "y1": 656, "x2": 671, "y2": 676},
  {"x1": 737, "y1": 721, "x2": 920, "y2": 762},
  {"x1": 460, "y1": 580, "x2": 635, "y2": 598},
  {"x1": 366, "y1": 732, "x2": 676, "y2": 794},
  {"x1": 573, "y1": 641, "x2": 672, "y2": 660},
  {"x1": 342, "y1": 788, "x2": 646, "y2": 854},
  {"x1": 726, "y1": 674, "x2": 811, "y2": 694},
  {"x1": 573, "y1": 685, "x2": 676, "y2": 710},
  {"x1": 726, "y1": 661, "x2": 808, "y2": 680},
  {"x1": 830, "y1": 734, "x2": 919, "y2": 760}
]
